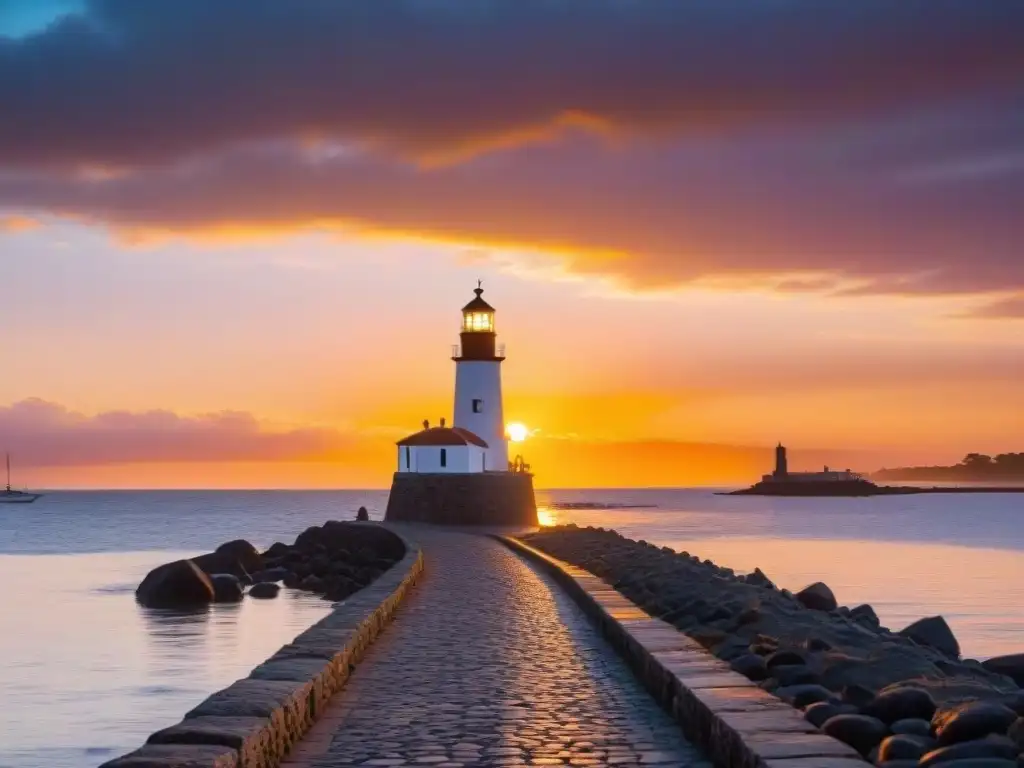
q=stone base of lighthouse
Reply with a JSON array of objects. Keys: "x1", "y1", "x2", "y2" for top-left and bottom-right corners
[{"x1": 384, "y1": 472, "x2": 537, "y2": 526}]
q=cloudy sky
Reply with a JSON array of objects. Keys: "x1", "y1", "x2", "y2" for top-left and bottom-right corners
[{"x1": 1, "y1": 0, "x2": 1022, "y2": 487}]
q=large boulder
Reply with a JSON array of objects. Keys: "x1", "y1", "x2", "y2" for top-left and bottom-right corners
[
  {"x1": 864, "y1": 687, "x2": 937, "y2": 724},
  {"x1": 355, "y1": 506, "x2": 369, "y2": 521},
  {"x1": 981, "y1": 654, "x2": 1024, "y2": 687},
  {"x1": 209, "y1": 574, "x2": 244, "y2": 602},
  {"x1": 730, "y1": 653, "x2": 768, "y2": 681},
  {"x1": 918, "y1": 734, "x2": 1020, "y2": 766},
  {"x1": 136, "y1": 560, "x2": 214, "y2": 608},
  {"x1": 262, "y1": 541, "x2": 291, "y2": 559},
  {"x1": 248, "y1": 582, "x2": 280, "y2": 599},
  {"x1": 821, "y1": 714, "x2": 888, "y2": 756},
  {"x1": 775, "y1": 684, "x2": 834, "y2": 709},
  {"x1": 876, "y1": 734, "x2": 936, "y2": 763},
  {"x1": 933, "y1": 701, "x2": 1019, "y2": 746},
  {"x1": 213, "y1": 539, "x2": 262, "y2": 573},
  {"x1": 795, "y1": 582, "x2": 838, "y2": 612},
  {"x1": 899, "y1": 616, "x2": 960, "y2": 658},
  {"x1": 804, "y1": 701, "x2": 844, "y2": 728},
  {"x1": 190, "y1": 551, "x2": 252, "y2": 582},
  {"x1": 850, "y1": 604, "x2": 880, "y2": 627},
  {"x1": 294, "y1": 525, "x2": 325, "y2": 552}
]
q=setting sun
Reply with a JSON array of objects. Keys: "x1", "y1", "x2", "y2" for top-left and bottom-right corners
[{"x1": 507, "y1": 422, "x2": 529, "y2": 442}]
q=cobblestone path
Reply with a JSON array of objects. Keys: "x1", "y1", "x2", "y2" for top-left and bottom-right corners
[{"x1": 284, "y1": 528, "x2": 711, "y2": 768}]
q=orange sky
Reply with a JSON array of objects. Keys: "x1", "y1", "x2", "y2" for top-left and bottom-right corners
[{"x1": 1, "y1": 224, "x2": 1021, "y2": 489}]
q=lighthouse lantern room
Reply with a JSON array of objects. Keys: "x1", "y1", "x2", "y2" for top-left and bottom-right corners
[{"x1": 452, "y1": 282, "x2": 508, "y2": 472}]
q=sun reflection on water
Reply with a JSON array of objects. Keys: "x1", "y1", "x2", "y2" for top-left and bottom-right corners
[{"x1": 537, "y1": 507, "x2": 557, "y2": 527}]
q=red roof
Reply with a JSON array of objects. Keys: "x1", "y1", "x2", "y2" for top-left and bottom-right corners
[{"x1": 397, "y1": 426, "x2": 489, "y2": 448}]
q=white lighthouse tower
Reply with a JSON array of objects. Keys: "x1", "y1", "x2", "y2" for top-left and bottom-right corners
[
  {"x1": 384, "y1": 282, "x2": 536, "y2": 525},
  {"x1": 452, "y1": 282, "x2": 508, "y2": 472}
]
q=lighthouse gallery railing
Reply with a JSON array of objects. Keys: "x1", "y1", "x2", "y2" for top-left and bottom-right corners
[{"x1": 451, "y1": 343, "x2": 506, "y2": 358}]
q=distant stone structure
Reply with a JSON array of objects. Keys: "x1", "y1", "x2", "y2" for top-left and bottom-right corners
[
  {"x1": 763, "y1": 443, "x2": 862, "y2": 484},
  {"x1": 385, "y1": 284, "x2": 537, "y2": 526}
]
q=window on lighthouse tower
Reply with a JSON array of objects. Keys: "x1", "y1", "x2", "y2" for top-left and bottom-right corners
[{"x1": 463, "y1": 311, "x2": 494, "y2": 332}]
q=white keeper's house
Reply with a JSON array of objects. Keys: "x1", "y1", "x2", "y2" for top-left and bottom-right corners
[{"x1": 396, "y1": 420, "x2": 488, "y2": 474}]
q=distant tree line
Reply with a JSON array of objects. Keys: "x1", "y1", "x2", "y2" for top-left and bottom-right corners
[{"x1": 873, "y1": 453, "x2": 1024, "y2": 481}]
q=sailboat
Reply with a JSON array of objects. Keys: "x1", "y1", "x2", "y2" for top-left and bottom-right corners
[{"x1": 0, "y1": 454, "x2": 41, "y2": 503}]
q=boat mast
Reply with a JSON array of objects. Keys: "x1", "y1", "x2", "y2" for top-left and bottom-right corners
[{"x1": 6, "y1": 453, "x2": 10, "y2": 492}]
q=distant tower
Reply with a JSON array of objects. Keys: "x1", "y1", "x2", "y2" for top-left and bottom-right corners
[
  {"x1": 452, "y1": 283, "x2": 508, "y2": 471},
  {"x1": 774, "y1": 443, "x2": 789, "y2": 478}
]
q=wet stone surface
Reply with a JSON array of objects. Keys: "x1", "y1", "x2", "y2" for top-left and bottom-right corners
[{"x1": 285, "y1": 528, "x2": 712, "y2": 768}]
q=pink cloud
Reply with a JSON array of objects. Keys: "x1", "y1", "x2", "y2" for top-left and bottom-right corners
[{"x1": 0, "y1": 399, "x2": 350, "y2": 467}]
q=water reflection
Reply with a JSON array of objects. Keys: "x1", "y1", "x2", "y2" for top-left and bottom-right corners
[
  {"x1": 140, "y1": 605, "x2": 213, "y2": 636},
  {"x1": 0, "y1": 551, "x2": 331, "y2": 768}
]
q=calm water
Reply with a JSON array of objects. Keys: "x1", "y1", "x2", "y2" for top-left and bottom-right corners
[{"x1": 0, "y1": 489, "x2": 1022, "y2": 767}]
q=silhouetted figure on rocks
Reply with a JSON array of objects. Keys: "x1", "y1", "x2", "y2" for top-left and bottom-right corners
[{"x1": 356, "y1": 506, "x2": 369, "y2": 521}]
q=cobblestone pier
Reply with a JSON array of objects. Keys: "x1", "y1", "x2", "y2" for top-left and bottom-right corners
[{"x1": 283, "y1": 528, "x2": 712, "y2": 768}]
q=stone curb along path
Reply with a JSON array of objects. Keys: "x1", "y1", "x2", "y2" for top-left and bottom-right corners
[
  {"x1": 101, "y1": 528, "x2": 425, "y2": 768},
  {"x1": 497, "y1": 535, "x2": 871, "y2": 768}
]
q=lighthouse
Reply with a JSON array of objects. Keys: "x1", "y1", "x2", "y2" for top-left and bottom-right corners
[
  {"x1": 452, "y1": 282, "x2": 508, "y2": 472},
  {"x1": 384, "y1": 283, "x2": 537, "y2": 526}
]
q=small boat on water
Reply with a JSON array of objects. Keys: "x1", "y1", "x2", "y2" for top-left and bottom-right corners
[{"x1": 0, "y1": 454, "x2": 41, "y2": 504}]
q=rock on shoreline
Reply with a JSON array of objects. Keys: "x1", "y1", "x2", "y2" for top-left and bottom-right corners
[
  {"x1": 522, "y1": 525, "x2": 1024, "y2": 767},
  {"x1": 135, "y1": 519, "x2": 404, "y2": 608}
]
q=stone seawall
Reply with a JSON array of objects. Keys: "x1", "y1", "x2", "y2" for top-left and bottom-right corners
[
  {"x1": 102, "y1": 526, "x2": 424, "y2": 768},
  {"x1": 384, "y1": 471, "x2": 537, "y2": 526},
  {"x1": 497, "y1": 535, "x2": 869, "y2": 768},
  {"x1": 514, "y1": 526, "x2": 1024, "y2": 767}
]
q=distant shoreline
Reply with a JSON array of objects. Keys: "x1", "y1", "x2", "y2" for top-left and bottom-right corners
[
  {"x1": 724, "y1": 481, "x2": 1024, "y2": 497},
  {"x1": 873, "y1": 452, "x2": 1024, "y2": 484}
]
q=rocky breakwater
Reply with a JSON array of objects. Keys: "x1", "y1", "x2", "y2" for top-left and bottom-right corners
[
  {"x1": 523, "y1": 525, "x2": 1024, "y2": 768},
  {"x1": 109, "y1": 520, "x2": 420, "y2": 768},
  {"x1": 136, "y1": 517, "x2": 404, "y2": 608}
]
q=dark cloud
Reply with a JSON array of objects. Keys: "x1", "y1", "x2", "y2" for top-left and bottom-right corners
[
  {"x1": 1, "y1": 0, "x2": 1023, "y2": 169},
  {"x1": 1, "y1": 1, "x2": 1023, "y2": 298},
  {"x1": 0, "y1": 398, "x2": 349, "y2": 466},
  {"x1": 3, "y1": 128, "x2": 1023, "y2": 295}
]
